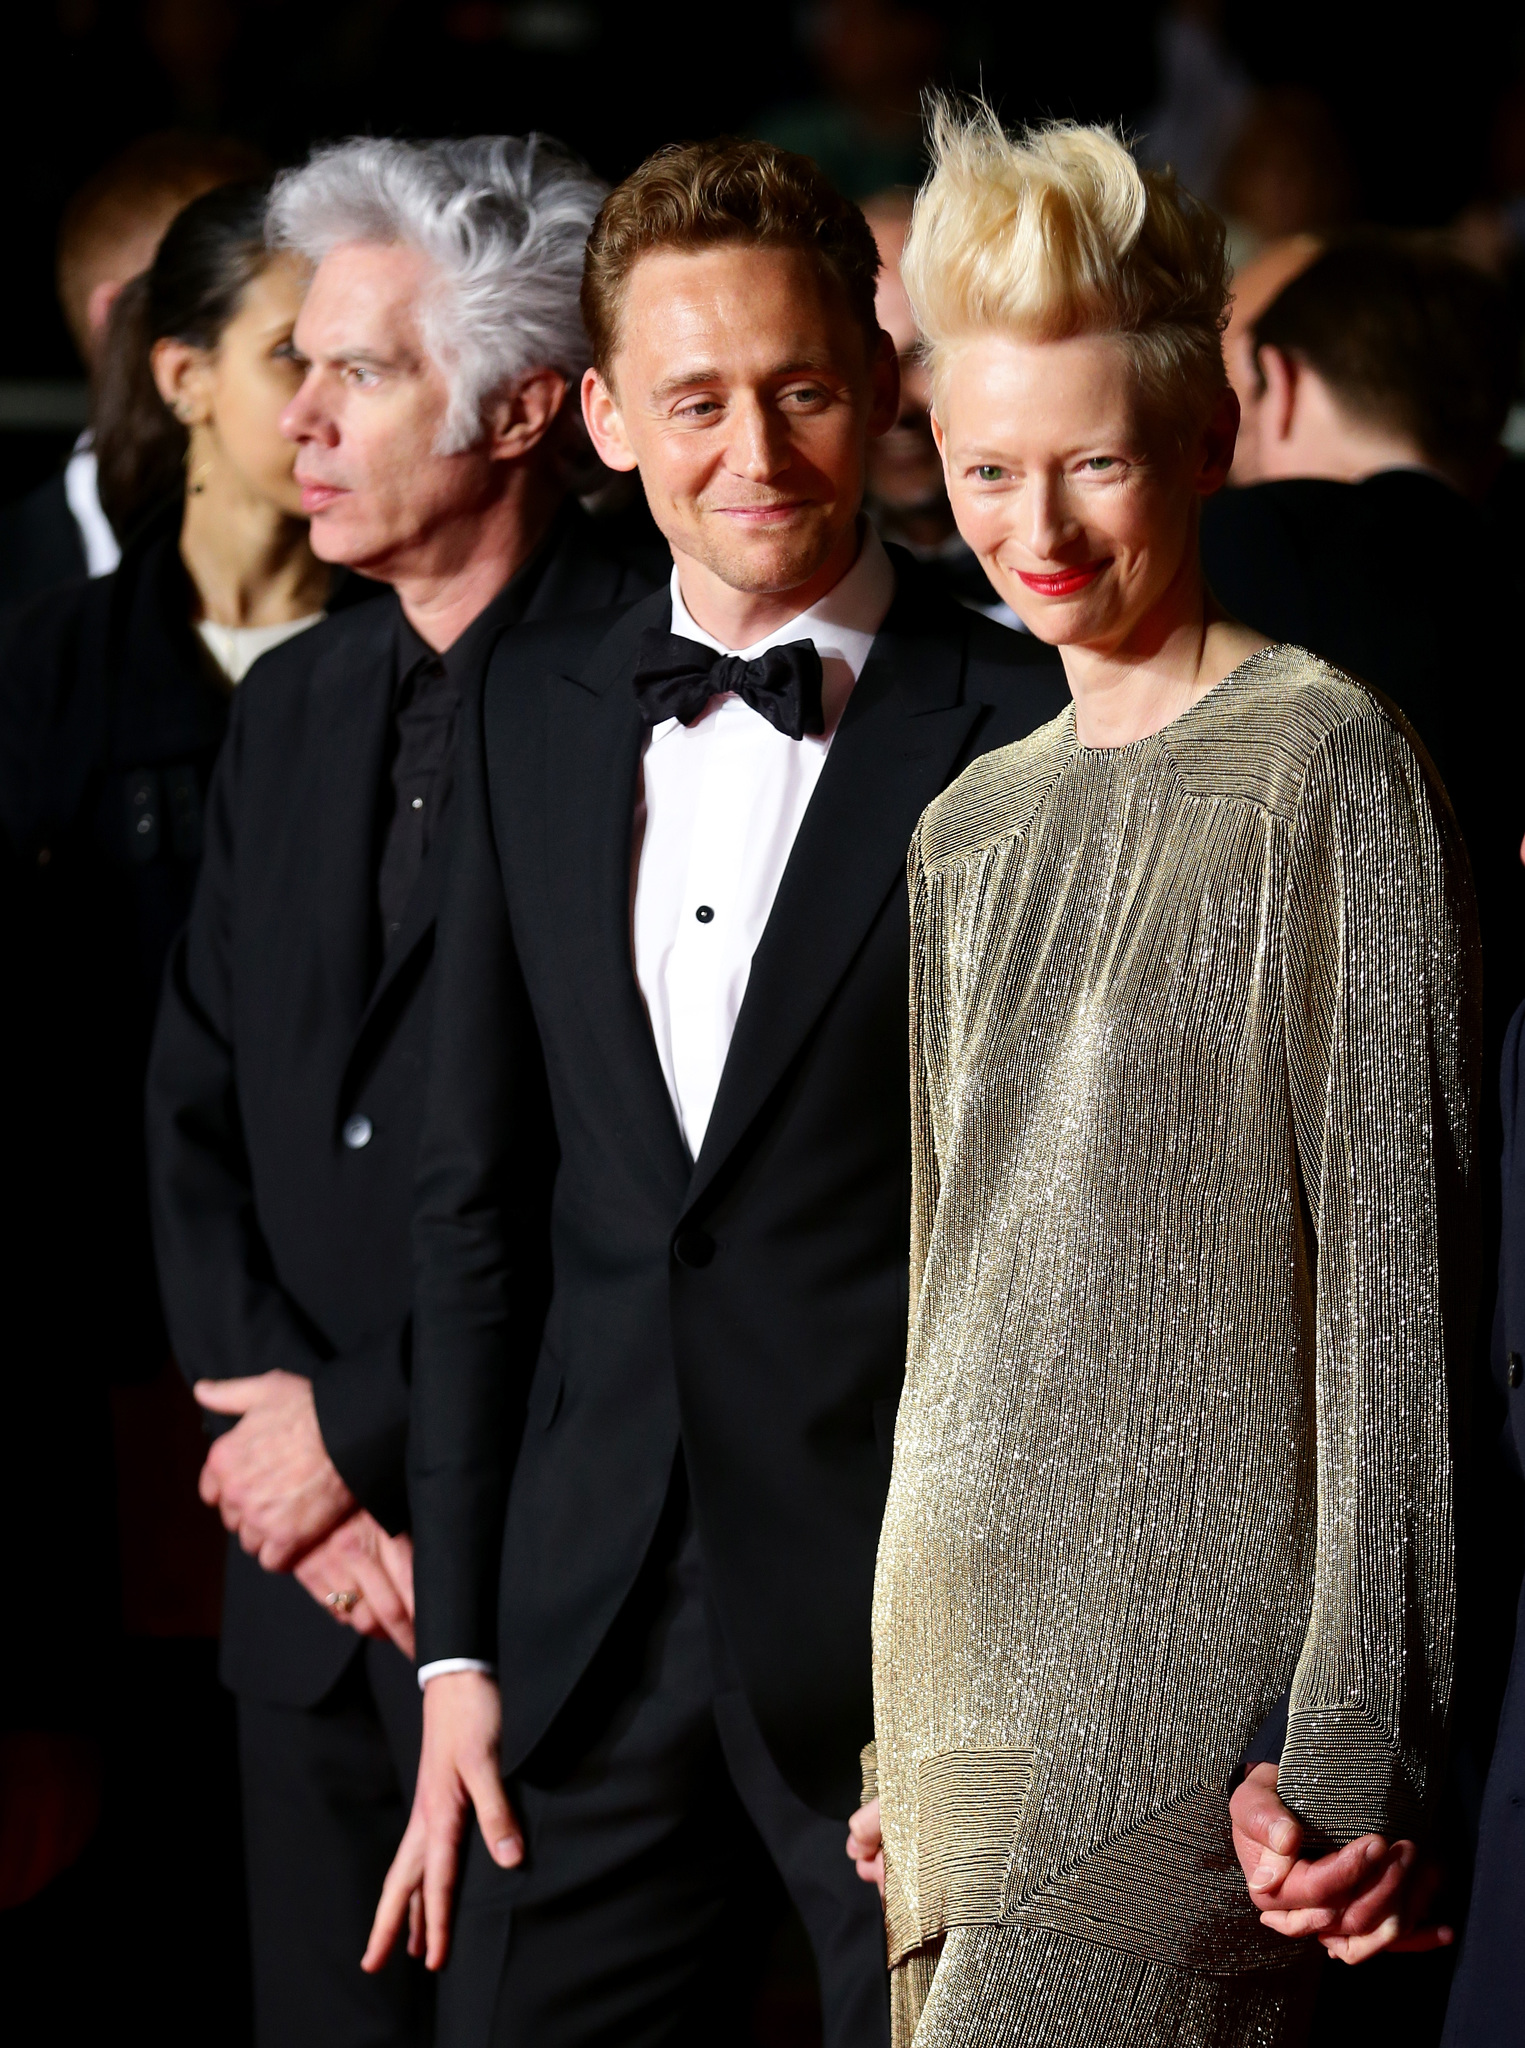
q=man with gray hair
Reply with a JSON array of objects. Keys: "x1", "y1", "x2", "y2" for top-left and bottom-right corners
[{"x1": 146, "y1": 133, "x2": 659, "y2": 2048}]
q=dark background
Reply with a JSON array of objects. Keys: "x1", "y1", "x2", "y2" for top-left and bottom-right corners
[{"x1": 4, "y1": 0, "x2": 1522, "y2": 387}]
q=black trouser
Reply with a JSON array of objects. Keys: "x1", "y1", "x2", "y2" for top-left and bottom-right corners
[
  {"x1": 438, "y1": 1479, "x2": 890, "y2": 2048},
  {"x1": 238, "y1": 1636, "x2": 432, "y2": 2048}
]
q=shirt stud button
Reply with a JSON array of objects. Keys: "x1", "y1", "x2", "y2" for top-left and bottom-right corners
[
  {"x1": 342, "y1": 1113, "x2": 373, "y2": 1150},
  {"x1": 695, "y1": 904, "x2": 714, "y2": 924},
  {"x1": 1510, "y1": 1351, "x2": 1523, "y2": 1389},
  {"x1": 411, "y1": 796, "x2": 423, "y2": 810}
]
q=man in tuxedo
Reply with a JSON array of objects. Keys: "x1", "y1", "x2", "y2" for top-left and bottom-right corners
[
  {"x1": 146, "y1": 135, "x2": 657, "y2": 2048},
  {"x1": 366, "y1": 139, "x2": 1065, "y2": 2045}
]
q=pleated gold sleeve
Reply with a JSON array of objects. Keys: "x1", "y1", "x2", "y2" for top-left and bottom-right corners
[{"x1": 872, "y1": 647, "x2": 1480, "y2": 2047}]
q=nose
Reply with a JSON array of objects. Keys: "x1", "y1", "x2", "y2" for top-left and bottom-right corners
[
  {"x1": 280, "y1": 369, "x2": 334, "y2": 447},
  {"x1": 727, "y1": 393, "x2": 789, "y2": 486},
  {"x1": 1024, "y1": 472, "x2": 1080, "y2": 561}
]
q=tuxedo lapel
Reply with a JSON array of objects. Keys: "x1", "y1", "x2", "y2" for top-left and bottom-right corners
[
  {"x1": 316, "y1": 603, "x2": 397, "y2": 1041},
  {"x1": 539, "y1": 594, "x2": 692, "y2": 1192},
  {"x1": 685, "y1": 588, "x2": 978, "y2": 1212}
]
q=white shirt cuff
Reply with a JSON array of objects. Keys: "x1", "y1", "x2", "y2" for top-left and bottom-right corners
[{"x1": 416, "y1": 1657, "x2": 496, "y2": 1691}]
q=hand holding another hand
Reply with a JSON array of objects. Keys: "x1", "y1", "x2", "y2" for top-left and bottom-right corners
[
  {"x1": 294, "y1": 1512, "x2": 416, "y2": 1661},
  {"x1": 195, "y1": 1368, "x2": 356, "y2": 1568},
  {"x1": 1231, "y1": 1763, "x2": 1451, "y2": 1964}
]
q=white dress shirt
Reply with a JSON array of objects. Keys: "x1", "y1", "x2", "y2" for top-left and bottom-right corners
[
  {"x1": 633, "y1": 525, "x2": 895, "y2": 1157},
  {"x1": 416, "y1": 526, "x2": 896, "y2": 1689},
  {"x1": 63, "y1": 433, "x2": 120, "y2": 579}
]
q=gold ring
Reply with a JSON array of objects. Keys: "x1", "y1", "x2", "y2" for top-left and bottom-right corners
[{"x1": 326, "y1": 1589, "x2": 361, "y2": 1614}]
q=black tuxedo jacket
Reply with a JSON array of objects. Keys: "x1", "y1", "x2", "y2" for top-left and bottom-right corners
[
  {"x1": 147, "y1": 507, "x2": 657, "y2": 1709},
  {"x1": 411, "y1": 551, "x2": 1068, "y2": 1814},
  {"x1": 0, "y1": 471, "x2": 88, "y2": 626}
]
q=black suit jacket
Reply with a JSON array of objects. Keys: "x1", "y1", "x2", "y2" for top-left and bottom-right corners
[
  {"x1": 0, "y1": 471, "x2": 88, "y2": 626},
  {"x1": 1201, "y1": 471, "x2": 1525, "y2": 1037},
  {"x1": 410, "y1": 552, "x2": 1068, "y2": 1814},
  {"x1": 147, "y1": 506, "x2": 657, "y2": 1708}
]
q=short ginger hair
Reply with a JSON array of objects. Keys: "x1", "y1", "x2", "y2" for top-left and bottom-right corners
[
  {"x1": 57, "y1": 131, "x2": 268, "y2": 363},
  {"x1": 581, "y1": 137, "x2": 882, "y2": 377},
  {"x1": 902, "y1": 103, "x2": 1231, "y2": 435}
]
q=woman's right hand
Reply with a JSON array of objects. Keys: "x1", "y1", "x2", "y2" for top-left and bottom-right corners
[{"x1": 846, "y1": 1797, "x2": 885, "y2": 1898}]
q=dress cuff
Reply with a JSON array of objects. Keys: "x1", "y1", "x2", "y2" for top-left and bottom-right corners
[{"x1": 416, "y1": 1657, "x2": 497, "y2": 1692}]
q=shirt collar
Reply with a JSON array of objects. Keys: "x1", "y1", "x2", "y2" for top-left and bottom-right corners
[
  {"x1": 394, "y1": 502, "x2": 571, "y2": 689},
  {"x1": 666, "y1": 521, "x2": 895, "y2": 694}
]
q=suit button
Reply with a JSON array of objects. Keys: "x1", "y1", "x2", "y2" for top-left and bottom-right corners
[
  {"x1": 673, "y1": 1229, "x2": 714, "y2": 1269},
  {"x1": 342, "y1": 1114, "x2": 373, "y2": 1150},
  {"x1": 1510, "y1": 1352, "x2": 1523, "y2": 1390}
]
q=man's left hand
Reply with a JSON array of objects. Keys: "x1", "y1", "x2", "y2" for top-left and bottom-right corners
[
  {"x1": 1231, "y1": 1762, "x2": 1452, "y2": 1964},
  {"x1": 195, "y1": 1369, "x2": 355, "y2": 1570}
]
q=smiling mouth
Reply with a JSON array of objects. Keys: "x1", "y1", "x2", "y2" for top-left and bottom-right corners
[
  {"x1": 1017, "y1": 561, "x2": 1111, "y2": 597},
  {"x1": 715, "y1": 501, "x2": 811, "y2": 523}
]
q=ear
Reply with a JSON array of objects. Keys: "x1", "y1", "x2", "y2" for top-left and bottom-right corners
[
  {"x1": 582, "y1": 366, "x2": 638, "y2": 474},
  {"x1": 151, "y1": 336, "x2": 209, "y2": 425},
  {"x1": 866, "y1": 326, "x2": 900, "y2": 439},
  {"x1": 482, "y1": 367, "x2": 568, "y2": 462},
  {"x1": 86, "y1": 278, "x2": 124, "y2": 343},
  {"x1": 1194, "y1": 385, "x2": 1241, "y2": 498},
  {"x1": 929, "y1": 406, "x2": 948, "y2": 469},
  {"x1": 1255, "y1": 345, "x2": 1298, "y2": 449}
]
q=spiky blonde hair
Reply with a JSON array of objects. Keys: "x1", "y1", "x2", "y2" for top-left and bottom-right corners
[{"x1": 903, "y1": 102, "x2": 1231, "y2": 432}]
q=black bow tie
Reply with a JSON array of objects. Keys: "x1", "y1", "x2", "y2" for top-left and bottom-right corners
[{"x1": 630, "y1": 629, "x2": 825, "y2": 741}]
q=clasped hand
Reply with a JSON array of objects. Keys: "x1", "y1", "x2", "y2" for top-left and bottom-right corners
[
  {"x1": 845, "y1": 1767, "x2": 1452, "y2": 1968},
  {"x1": 194, "y1": 1368, "x2": 415, "y2": 1658}
]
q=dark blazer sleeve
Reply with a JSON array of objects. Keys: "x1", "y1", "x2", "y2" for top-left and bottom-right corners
[
  {"x1": 145, "y1": 687, "x2": 410, "y2": 1523},
  {"x1": 409, "y1": 665, "x2": 552, "y2": 1668}
]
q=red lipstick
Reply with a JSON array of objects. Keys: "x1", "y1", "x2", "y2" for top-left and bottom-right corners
[{"x1": 1017, "y1": 562, "x2": 1110, "y2": 597}]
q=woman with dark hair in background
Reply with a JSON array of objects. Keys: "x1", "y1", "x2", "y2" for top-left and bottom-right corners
[{"x1": 0, "y1": 180, "x2": 343, "y2": 2043}]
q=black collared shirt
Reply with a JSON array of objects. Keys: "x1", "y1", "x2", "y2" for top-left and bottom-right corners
[{"x1": 375, "y1": 549, "x2": 551, "y2": 955}]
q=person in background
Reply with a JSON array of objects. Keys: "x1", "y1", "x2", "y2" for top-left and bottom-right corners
[
  {"x1": 750, "y1": 0, "x2": 943, "y2": 199},
  {"x1": 860, "y1": 189, "x2": 1021, "y2": 628},
  {"x1": 1200, "y1": 233, "x2": 1523, "y2": 1039},
  {"x1": 0, "y1": 177, "x2": 333, "y2": 2040},
  {"x1": 0, "y1": 130, "x2": 267, "y2": 619},
  {"x1": 146, "y1": 134, "x2": 656, "y2": 2048},
  {"x1": 1220, "y1": 234, "x2": 1322, "y2": 485}
]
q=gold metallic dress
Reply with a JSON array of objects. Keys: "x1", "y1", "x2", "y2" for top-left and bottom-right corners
[{"x1": 872, "y1": 648, "x2": 1479, "y2": 2046}]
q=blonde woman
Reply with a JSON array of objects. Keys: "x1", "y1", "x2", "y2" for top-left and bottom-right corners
[{"x1": 859, "y1": 110, "x2": 1479, "y2": 2044}]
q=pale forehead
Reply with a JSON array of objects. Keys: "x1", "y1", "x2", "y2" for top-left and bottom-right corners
[
  {"x1": 295, "y1": 239, "x2": 436, "y2": 349},
  {"x1": 937, "y1": 330, "x2": 1143, "y2": 440}
]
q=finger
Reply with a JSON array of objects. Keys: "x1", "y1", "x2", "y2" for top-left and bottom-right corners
[
  {"x1": 1326, "y1": 1844, "x2": 1412, "y2": 1938},
  {"x1": 193, "y1": 1378, "x2": 265, "y2": 1414},
  {"x1": 1253, "y1": 1836, "x2": 1387, "y2": 1911},
  {"x1": 349, "y1": 1551, "x2": 412, "y2": 1643},
  {"x1": 1321, "y1": 1915, "x2": 1405, "y2": 1966},
  {"x1": 462, "y1": 1753, "x2": 523, "y2": 1871},
  {"x1": 421, "y1": 1796, "x2": 469, "y2": 1972},
  {"x1": 407, "y1": 1890, "x2": 424, "y2": 1961},
  {"x1": 363, "y1": 1819, "x2": 426, "y2": 1974},
  {"x1": 1229, "y1": 1768, "x2": 1303, "y2": 1859},
  {"x1": 198, "y1": 1459, "x2": 222, "y2": 1506},
  {"x1": 1259, "y1": 1905, "x2": 1340, "y2": 1936},
  {"x1": 1385, "y1": 1924, "x2": 1454, "y2": 1954}
]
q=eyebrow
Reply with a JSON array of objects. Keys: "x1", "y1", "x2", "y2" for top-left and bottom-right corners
[{"x1": 649, "y1": 358, "x2": 839, "y2": 401}]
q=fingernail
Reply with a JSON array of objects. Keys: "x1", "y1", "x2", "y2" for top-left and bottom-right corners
[
  {"x1": 1269, "y1": 1818, "x2": 1297, "y2": 1854},
  {"x1": 1251, "y1": 1854, "x2": 1279, "y2": 1888},
  {"x1": 1378, "y1": 1915, "x2": 1400, "y2": 1943},
  {"x1": 495, "y1": 1837, "x2": 522, "y2": 1868},
  {"x1": 1394, "y1": 1841, "x2": 1415, "y2": 1870},
  {"x1": 1364, "y1": 1838, "x2": 1386, "y2": 1863}
]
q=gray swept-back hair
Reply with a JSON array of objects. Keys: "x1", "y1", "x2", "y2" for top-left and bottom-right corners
[{"x1": 267, "y1": 135, "x2": 607, "y2": 453}]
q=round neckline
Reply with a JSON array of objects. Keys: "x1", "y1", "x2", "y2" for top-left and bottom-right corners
[{"x1": 1065, "y1": 643, "x2": 1280, "y2": 759}]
